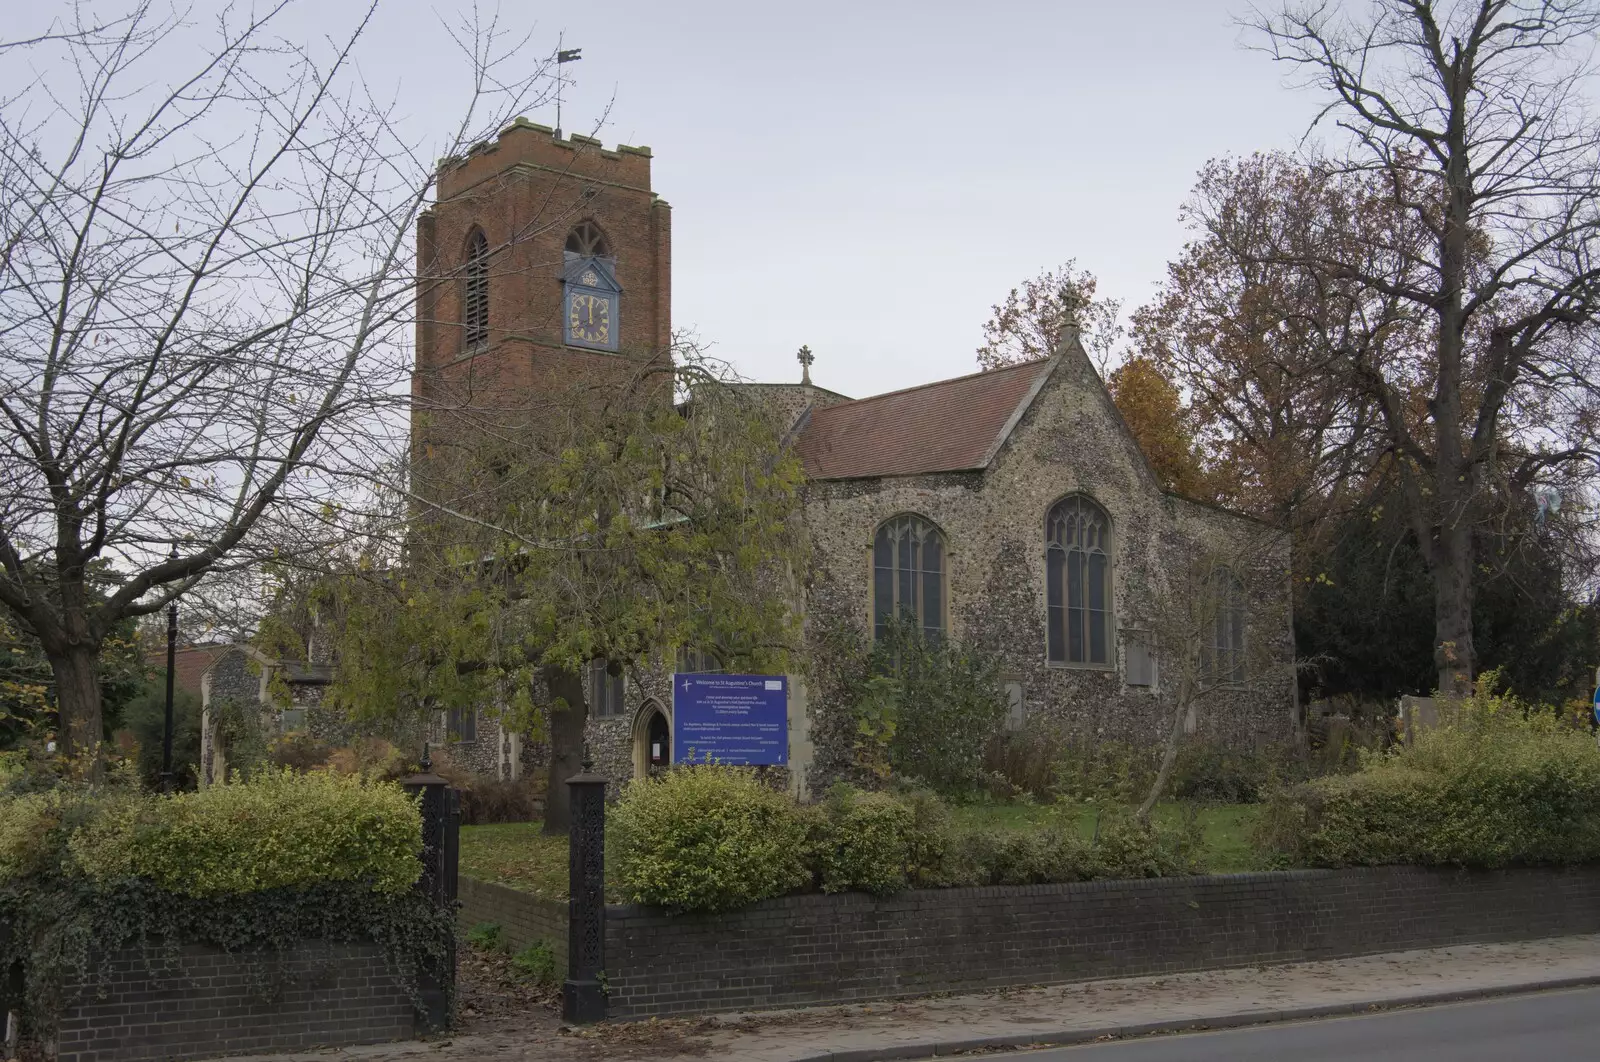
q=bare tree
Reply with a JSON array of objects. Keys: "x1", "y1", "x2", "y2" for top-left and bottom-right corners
[
  {"x1": 0, "y1": 1, "x2": 558, "y2": 758},
  {"x1": 976, "y1": 261, "x2": 1125, "y2": 374},
  {"x1": 1248, "y1": 0, "x2": 1600, "y2": 694},
  {"x1": 1136, "y1": 538, "x2": 1294, "y2": 822}
]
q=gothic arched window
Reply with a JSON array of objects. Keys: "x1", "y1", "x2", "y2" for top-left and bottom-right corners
[
  {"x1": 462, "y1": 228, "x2": 489, "y2": 349},
  {"x1": 565, "y1": 219, "x2": 612, "y2": 257},
  {"x1": 1202, "y1": 567, "x2": 1247, "y2": 685},
  {"x1": 1047, "y1": 495, "x2": 1112, "y2": 666},
  {"x1": 872, "y1": 514, "x2": 947, "y2": 644}
]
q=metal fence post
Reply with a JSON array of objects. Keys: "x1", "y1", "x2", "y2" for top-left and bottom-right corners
[
  {"x1": 403, "y1": 746, "x2": 457, "y2": 1032},
  {"x1": 564, "y1": 761, "x2": 608, "y2": 1023}
]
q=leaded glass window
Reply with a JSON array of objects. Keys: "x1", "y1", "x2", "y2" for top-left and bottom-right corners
[
  {"x1": 872, "y1": 515, "x2": 946, "y2": 643},
  {"x1": 1202, "y1": 568, "x2": 1247, "y2": 685},
  {"x1": 588, "y1": 659, "x2": 626, "y2": 718},
  {"x1": 1046, "y1": 495, "x2": 1112, "y2": 665}
]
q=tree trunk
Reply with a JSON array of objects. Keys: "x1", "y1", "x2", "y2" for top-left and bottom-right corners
[
  {"x1": 49, "y1": 643, "x2": 104, "y2": 763},
  {"x1": 1432, "y1": 523, "x2": 1475, "y2": 697},
  {"x1": 1137, "y1": 681, "x2": 1192, "y2": 824},
  {"x1": 541, "y1": 664, "x2": 588, "y2": 835}
]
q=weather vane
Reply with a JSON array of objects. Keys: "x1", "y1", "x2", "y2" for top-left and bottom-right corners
[{"x1": 555, "y1": 34, "x2": 582, "y2": 139}]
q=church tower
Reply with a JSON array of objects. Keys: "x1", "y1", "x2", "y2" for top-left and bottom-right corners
[{"x1": 413, "y1": 119, "x2": 672, "y2": 425}]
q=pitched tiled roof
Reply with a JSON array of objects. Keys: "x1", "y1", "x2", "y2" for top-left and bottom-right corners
[
  {"x1": 148, "y1": 645, "x2": 231, "y2": 699},
  {"x1": 795, "y1": 358, "x2": 1055, "y2": 480}
]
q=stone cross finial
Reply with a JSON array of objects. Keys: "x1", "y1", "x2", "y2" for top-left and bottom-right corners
[{"x1": 797, "y1": 345, "x2": 815, "y2": 385}]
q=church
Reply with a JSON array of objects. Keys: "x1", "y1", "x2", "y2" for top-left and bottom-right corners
[{"x1": 411, "y1": 119, "x2": 1296, "y2": 796}]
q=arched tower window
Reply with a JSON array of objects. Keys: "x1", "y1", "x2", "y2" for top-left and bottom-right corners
[
  {"x1": 565, "y1": 219, "x2": 612, "y2": 257},
  {"x1": 462, "y1": 229, "x2": 489, "y2": 349},
  {"x1": 872, "y1": 514, "x2": 947, "y2": 644},
  {"x1": 1202, "y1": 567, "x2": 1247, "y2": 685},
  {"x1": 1047, "y1": 495, "x2": 1112, "y2": 666}
]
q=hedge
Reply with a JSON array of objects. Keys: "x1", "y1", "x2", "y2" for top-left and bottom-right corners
[
  {"x1": 0, "y1": 768, "x2": 441, "y2": 1047},
  {"x1": 1260, "y1": 684, "x2": 1600, "y2": 869},
  {"x1": 610, "y1": 767, "x2": 1201, "y2": 913}
]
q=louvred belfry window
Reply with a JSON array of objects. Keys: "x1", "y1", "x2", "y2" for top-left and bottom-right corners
[{"x1": 463, "y1": 229, "x2": 489, "y2": 349}]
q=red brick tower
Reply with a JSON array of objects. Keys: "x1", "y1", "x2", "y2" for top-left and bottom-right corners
[{"x1": 412, "y1": 119, "x2": 671, "y2": 428}]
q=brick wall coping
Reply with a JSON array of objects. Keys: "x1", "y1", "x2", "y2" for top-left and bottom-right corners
[{"x1": 602, "y1": 868, "x2": 1348, "y2": 916}]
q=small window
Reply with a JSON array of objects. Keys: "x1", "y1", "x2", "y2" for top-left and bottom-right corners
[
  {"x1": 676, "y1": 647, "x2": 720, "y2": 674},
  {"x1": 564, "y1": 219, "x2": 612, "y2": 257},
  {"x1": 448, "y1": 706, "x2": 478, "y2": 742},
  {"x1": 463, "y1": 229, "x2": 489, "y2": 349},
  {"x1": 872, "y1": 514, "x2": 947, "y2": 643},
  {"x1": 589, "y1": 659, "x2": 627, "y2": 718},
  {"x1": 1125, "y1": 631, "x2": 1157, "y2": 688},
  {"x1": 280, "y1": 707, "x2": 306, "y2": 732},
  {"x1": 1201, "y1": 568, "x2": 1247, "y2": 685}
]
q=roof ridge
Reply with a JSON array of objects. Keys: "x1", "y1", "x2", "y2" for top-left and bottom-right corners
[{"x1": 813, "y1": 357, "x2": 1050, "y2": 414}]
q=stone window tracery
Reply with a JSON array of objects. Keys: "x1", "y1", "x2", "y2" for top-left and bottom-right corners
[
  {"x1": 872, "y1": 514, "x2": 946, "y2": 643},
  {"x1": 564, "y1": 219, "x2": 612, "y2": 257},
  {"x1": 1047, "y1": 495, "x2": 1112, "y2": 666}
]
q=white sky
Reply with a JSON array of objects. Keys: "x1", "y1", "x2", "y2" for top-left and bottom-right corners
[
  {"x1": 17, "y1": 0, "x2": 1329, "y2": 400},
  {"x1": 478, "y1": 0, "x2": 1328, "y2": 398}
]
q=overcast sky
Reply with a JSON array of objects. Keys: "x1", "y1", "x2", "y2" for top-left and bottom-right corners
[
  {"x1": 24, "y1": 0, "x2": 1331, "y2": 400},
  {"x1": 488, "y1": 0, "x2": 1329, "y2": 398}
]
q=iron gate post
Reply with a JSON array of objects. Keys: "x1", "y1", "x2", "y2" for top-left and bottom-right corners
[{"x1": 563, "y1": 761, "x2": 608, "y2": 1023}]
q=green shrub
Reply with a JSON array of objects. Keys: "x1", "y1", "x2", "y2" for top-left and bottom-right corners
[
  {"x1": 1171, "y1": 744, "x2": 1278, "y2": 804},
  {"x1": 1051, "y1": 739, "x2": 1158, "y2": 805},
  {"x1": 1089, "y1": 814, "x2": 1203, "y2": 878},
  {"x1": 611, "y1": 765, "x2": 810, "y2": 913},
  {"x1": 876, "y1": 625, "x2": 1008, "y2": 796},
  {"x1": 811, "y1": 785, "x2": 916, "y2": 895},
  {"x1": 0, "y1": 791, "x2": 67, "y2": 880},
  {"x1": 512, "y1": 940, "x2": 557, "y2": 984},
  {"x1": 1262, "y1": 682, "x2": 1600, "y2": 869},
  {"x1": 466, "y1": 921, "x2": 506, "y2": 951},
  {"x1": 67, "y1": 768, "x2": 422, "y2": 895},
  {"x1": 940, "y1": 826, "x2": 1091, "y2": 886}
]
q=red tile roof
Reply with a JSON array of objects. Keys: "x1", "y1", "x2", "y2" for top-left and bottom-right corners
[
  {"x1": 795, "y1": 359, "x2": 1054, "y2": 480},
  {"x1": 148, "y1": 645, "x2": 231, "y2": 699}
]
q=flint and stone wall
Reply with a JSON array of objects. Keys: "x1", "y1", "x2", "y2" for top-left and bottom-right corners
[
  {"x1": 581, "y1": 350, "x2": 1299, "y2": 797},
  {"x1": 799, "y1": 352, "x2": 1295, "y2": 795},
  {"x1": 53, "y1": 942, "x2": 414, "y2": 1062},
  {"x1": 600, "y1": 865, "x2": 1600, "y2": 1018}
]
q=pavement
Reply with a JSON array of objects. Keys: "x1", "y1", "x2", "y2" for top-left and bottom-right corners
[
  {"x1": 1012, "y1": 984, "x2": 1600, "y2": 1060},
  {"x1": 200, "y1": 933, "x2": 1600, "y2": 1062}
]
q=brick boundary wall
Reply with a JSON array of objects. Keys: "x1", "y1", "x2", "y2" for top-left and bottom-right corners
[
  {"x1": 53, "y1": 942, "x2": 415, "y2": 1062},
  {"x1": 457, "y1": 876, "x2": 569, "y2": 969},
  {"x1": 601, "y1": 865, "x2": 1600, "y2": 1018}
]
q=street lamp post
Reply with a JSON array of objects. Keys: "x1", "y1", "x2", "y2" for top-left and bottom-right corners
[{"x1": 160, "y1": 545, "x2": 178, "y2": 793}]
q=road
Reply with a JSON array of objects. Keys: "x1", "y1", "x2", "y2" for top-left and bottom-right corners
[{"x1": 1010, "y1": 986, "x2": 1600, "y2": 1061}]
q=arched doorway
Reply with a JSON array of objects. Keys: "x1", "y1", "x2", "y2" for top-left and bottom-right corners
[{"x1": 631, "y1": 700, "x2": 671, "y2": 780}]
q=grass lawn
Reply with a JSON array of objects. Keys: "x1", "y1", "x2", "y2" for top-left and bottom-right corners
[
  {"x1": 460, "y1": 802, "x2": 1263, "y2": 897},
  {"x1": 458, "y1": 823, "x2": 573, "y2": 900}
]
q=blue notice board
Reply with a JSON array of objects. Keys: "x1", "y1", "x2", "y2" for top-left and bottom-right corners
[{"x1": 672, "y1": 674, "x2": 788, "y2": 765}]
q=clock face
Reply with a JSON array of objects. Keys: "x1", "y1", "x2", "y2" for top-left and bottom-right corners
[{"x1": 567, "y1": 290, "x2": 612, "y2": 348}]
